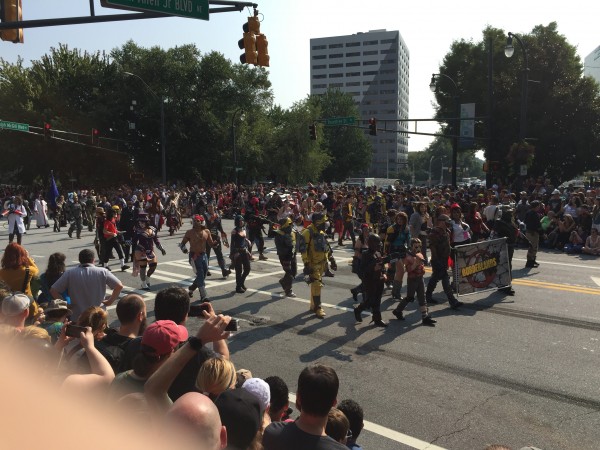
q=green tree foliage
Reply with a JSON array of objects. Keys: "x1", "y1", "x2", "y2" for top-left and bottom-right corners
[{"x1": 433, "y1": 23, "x2": 600, "y2": 182}]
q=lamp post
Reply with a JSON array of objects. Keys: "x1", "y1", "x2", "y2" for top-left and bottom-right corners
[
  {"x1": 231, "y1": 108, "x2": 244, "y2": 188},
  {"x1": 430, "y1": 73, "x2": 460, "y2": 188},
  {"x1": 440, "y1": 157, "x2": 445, "y2": 185},
  {"x1": 505, "y1": 32, "x2": 528, "y2": 142},
  {"x1": 124, "y1": 72, "x2": 167, "y2": 185},
  {"x1": 428, "y1": 155, "x2": 435, "y2": 187}
]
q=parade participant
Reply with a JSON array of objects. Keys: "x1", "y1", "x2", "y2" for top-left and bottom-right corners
[
  {"x1": 245, "y1": 195, "x2": 269, "y2": 261},
  {"x1": 94, "y1": 207, "x2": 107, "y2": 264},
  {"x1": 384, "y1": 211, "x2": 411, "y2": 300},
  {"x1": 230, "y1": 215, "x2": 251, "y2": 294},
  {"x1": 66, "y1": 194, "x2": 84, "y2": 239},
  {"x1": 53, "y1": 195, "x2": 65, "y2": 233},
  {"x1": 339, "y1": 194, "x2": 356, "y2": 247},
  {"x1": 164, "y1": 194, "x2": 181, "y2": 237},
  {"x1": 118, "y1": 199, "x2": 136, "y2": 264},
  {"x1": 132, "y1": 212, "x2": 166, "y2": 291},
  {"x1": 179, "y1": 215, "x2": 214, "y2": 301},
  {"x1": 352, "y1": 233, "x2": 387, "y2": 328},
  {"x1": 3, "y1": 196, "x2": 27, "y2": 245},
  {"x1": 266, "y1": 191, "x2": 283, "y2": 238},
  {"x1": 33, "y1": 193, "x2": 50, "y2": 228},
  {"x1": 84, "y1": 190, "x2": 97, "y2": 231},
  {"x1": 391, "y1": 238, "x2": 436, "y2": 326},
  {"x1": 350, "y1": 224, "x2": 370, "y2": 302},
  {"x1": 449, "y1": 204, "x2": 472, "y2": 246},
  {"x1": 493, "y1": 206, "x2": 518, "y2": 296},
  {"x1": 524, "y1": 200, "x2": 542, "y2": 268},
  {"x1": 425, "y1": 214, "x2": 463, "y2": 308},
  {"x1": 274, "y1": 217, "x2": 297, "y2": 298},
  {"x1": 409, "y1": 202, "x2": 432, "y2": 264},
  {"x1": 299, "y1": 212, "x2": 337, "y2": 319},
  {"x1": 204, "y1": 203, "x2": 231, "y2": 279},
  {"x1": 102, "y1": 208, "x2": 130, "y2": 272}
]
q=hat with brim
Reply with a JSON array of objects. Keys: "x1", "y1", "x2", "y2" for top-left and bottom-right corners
[{"x1": 43, "y1": 299, "x2": 72, "y2": 316}]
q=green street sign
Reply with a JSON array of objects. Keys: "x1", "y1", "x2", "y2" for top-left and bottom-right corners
[
  {"x1": 105, "y1": 0, "x2": 209, "y2": 20},
  {"x1": 0, "y1": 120, "x2": 29, "y2": 132},
  {"x1": 325, "y1": 117, "x2": 355, "y2": 126}
]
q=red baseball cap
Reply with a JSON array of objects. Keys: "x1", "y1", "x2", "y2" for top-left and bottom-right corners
[
  {"x1": 193, "y1": 214, "x2": 205, "y2": 222},
  {"x1": 141, "y1": 320, "x2": 188, "y2": 357}
]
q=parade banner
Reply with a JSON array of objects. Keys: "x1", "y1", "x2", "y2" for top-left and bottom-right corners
[{"x1": 452, "y1": 238, "x2": 511, "y2": 296}]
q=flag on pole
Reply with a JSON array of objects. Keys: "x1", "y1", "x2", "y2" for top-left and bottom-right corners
[{"x1": 48, "y1": 171, "x2": 60, "y2": 208}]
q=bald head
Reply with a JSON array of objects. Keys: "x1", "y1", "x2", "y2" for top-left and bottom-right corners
[{"x1": 166, "y1": 392, "x2": 226, "y2": 450}]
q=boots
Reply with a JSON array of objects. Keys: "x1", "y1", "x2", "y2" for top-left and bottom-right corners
[
  {"x1": 391, "y1": 281, "x2": 403, "y2": 299},
  {"x1": 259, "y1": 253, "x2": 268, "y2": 261},
  {"x1": 525, "y1": 259, "x2": 536, "y2": 268},
  {"x1": 222, "y1": 268, "x2": 232, "y2": 278},
  {"x1": 353, "y1": 303, "x2": 365, "y2": 322},
  {"x1": 422, "y1": 315, "x2": 437, "y2": 326},
  {"x1": 370, "y1": 311, "x2": 387, "y2": 328},
  {"x1": 392, "y1": 308, "x2": 404, "y2": 320},
  {"x1": 350, "y1": 287, "x2": 360, "y2": 302},
  {"x1": 141, "y1": 280, "x2": 149, "y2": 290},
  {"x1": 312, "y1": 296, "x2": 325, "y2": 318}
]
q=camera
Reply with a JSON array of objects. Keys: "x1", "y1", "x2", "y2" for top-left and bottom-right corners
[
  {"x1": 65, "y1": 324, "x2": 87, "y2": 338},
  {"x1": 188, "y1": 303, "x2": 210, "y2": 317}
]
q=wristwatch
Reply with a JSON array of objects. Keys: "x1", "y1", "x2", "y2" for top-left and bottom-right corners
[{"x1": 187, "y1": 336, "x2": 203, "y2": 352}]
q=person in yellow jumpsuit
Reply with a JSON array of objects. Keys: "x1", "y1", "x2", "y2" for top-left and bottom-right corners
[{"x1": 299, "y1": 212, "x2": 337, "y2": 319}]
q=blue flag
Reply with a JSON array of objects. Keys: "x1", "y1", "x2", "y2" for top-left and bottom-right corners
[{"x1": 48, "y1": 171, "x2": 59, "y2": 208}]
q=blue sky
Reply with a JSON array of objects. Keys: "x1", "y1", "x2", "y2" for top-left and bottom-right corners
[{"x1": 3, "y1": 0, "x2": 599, "y2": 152}]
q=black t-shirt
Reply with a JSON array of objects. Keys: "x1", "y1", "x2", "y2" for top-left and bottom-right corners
[
  {"x1": 263, "y1": 421, "x2": 347, "y2": 450},
  {"x1": 119, "y1": 336, "x2": 216, "y2": 401}
]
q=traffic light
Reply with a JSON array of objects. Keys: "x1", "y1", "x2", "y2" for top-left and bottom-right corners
[
  {"x1": 91, "y1": 128, "x2": 100, "y2": 145},
  {"x1": 0, "y1": 0, "x2": 24, "y2": 43},
  {"x1": 43, "y1": 122, "x2": 51, "y2": 141},
  {"x1": 256, "y1": 33, "x2": 270, "y2": 67},
  {"x1": 369, "y1": 118, "x2": 377, "y2": 136},
  {"x1": 309, "y1": 123, "x2": 317, "y2": 140},
  {"x1": 238, "y1": 16, "x2": 259, "y2": 65}
]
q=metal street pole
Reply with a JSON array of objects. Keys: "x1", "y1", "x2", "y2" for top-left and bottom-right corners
[
  {"x1": 440, "y1": 158, "x2": 445, "y2": 185},
  {"x1": 505, "y1": 32, "x2": 529, "y2": 142},
  {"x1": 231, "y1": 108, "x2": 244, "y2": 188},
  {"x1": 428, "y1": 155, "x2": 434, "y2": 188},
  {"x1": 124, "y1": 71, "x2": 167, "y2": 184}
]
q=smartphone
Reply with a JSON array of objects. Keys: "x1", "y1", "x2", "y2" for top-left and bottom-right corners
[
  {"x1": 188, "y1": 303, "x2": 211, "y2": 318},
  {"x1": 65, "y1": 324, "x2": 87, "y2": 338},
  {"x1": 224, "y1": 318, "x2": 238, "y2": 332}
]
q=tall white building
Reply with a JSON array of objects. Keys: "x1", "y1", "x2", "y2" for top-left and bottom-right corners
[
  {"x1": 310, "y1": 30, "x2": 409, "y2": 178},
  {"x1": 584, "y1": 45, "x2": 600, "y2": 85}
]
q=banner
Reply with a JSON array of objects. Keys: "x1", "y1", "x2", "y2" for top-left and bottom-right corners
[
  {"x1": 452, "y1": 238, "x2": 511, "y2": 296},
  {"x1": 48, "y1": 171, "x2": 59, "y2": 208}
]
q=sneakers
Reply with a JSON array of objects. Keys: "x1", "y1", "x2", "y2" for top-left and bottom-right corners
[
  {"x1": 121, "y1": 265, "x2": 130, "y2": 272},
  {"x1": 259, "y1": 253, "x2": 268, "y2": 261},
  {"x1": 422, "y1": 316, "x2": 437, "y2": 326},
  {"x1": 285, "y1": 290, "x2": 297, "y2": 298},
  {"x1": 141, "y1": 281, "x2": 150, "y2": 290},
  {"x1": 392, "y1": 309, "x2": 404, "y2": 320},
  {"x1": 324, "y1": 270, "x2": 335, "y2": 278},
  {"x1": 314, "y1": 307, "x2": 326, "y2": 319},
  {"x1": 235, "y1": 286, "x2": 245, "y2": 293}
]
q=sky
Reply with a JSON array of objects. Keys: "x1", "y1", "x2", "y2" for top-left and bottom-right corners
[{"x1": 2, "y1": 0, "x2": 600, "y2": 153}]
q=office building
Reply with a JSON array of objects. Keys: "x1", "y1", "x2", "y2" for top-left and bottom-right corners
[
  {"x1": 310, "y1": 29, "x2": 409, "y2": 177},
  {"x1": 584, "y1": 45, "x2": 600, "y2": 85}
]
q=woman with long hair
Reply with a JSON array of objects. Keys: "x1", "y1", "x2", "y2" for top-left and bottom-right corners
[
  {"x1": 0, "y1": 243, "x2": 39, "y2": 299},
  {"x1": 37, "y1": 252, "x2": 69, "y2": 305}
]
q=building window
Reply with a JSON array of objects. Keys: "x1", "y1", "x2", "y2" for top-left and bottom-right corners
[
  {"x1": 363, "y1": 50, "x2": 378, "y2": 56},
  {"x1": 312, "y1": 84, "x2": 326, "y2": 89},
  {"x1": 363, "y1": 80, "x2": 378, "y2": 85},
  {"x1": 380, "y1": 48, "x2": 397, "y2": 54},
  {"x1": 380, "y1": 69, "x2": 396, "y2": 75},
  {"x1": 346, "y1": 52, "x2": 360, "y2": 57},
  {"x1": 329, "y1": 63, "x2": 343, "y2": 68},
  {"x1": 363, "y1": 40, "x2": 378, "y2": 45},
  {"x1": 313, "y1": 74, "x2": 326, "y2": 79},
  {"x1": 330, "y1": 53, "x2": 343, "y2": 58},
  {"x1": 311, "y1": 44, "x2": 326, "y2": 50},
  {"x1": 346, "y1": 72, "x2": 360, "y2": 77},
  {"x1": 312, "y1": 64, "x2": 326, "y2": 70},
  {"x1": 381, "y1": 59, "x2": 397, "y2": 64},
  {"x1": 380, "y1": 89, "x2": 396, "y2": 94},
  {"x1": 329, "y1": 73, "x2": 343, "y2": 78},
  {"x1": 329, "y1": 83, "x2": 343, "y2": 88},
  {"x1": 380, "y1": 79, "x2": 396, "y2": 84},
  {"x1": 346, "y1": 81, "x2": 360, "y2": 86},
  {"x1": 381, "y1": 38, "x2": 396, "y2": 44},
  {"x1": 363, "y1": 60, "x2": 377, "y2": 66},
  {"x1": 346, "y1": 42, "x2": 360, "y2": 47},
  {"x1": 363, "y1": 70, "x2": 378, "y2": 75},
  {"x1": 328, "y1": 43, "x2": 343, "y2": 48},
  {"x1": 312, "y1": 55, "x2": 326, "y2": 60},
  {"x1": 346, "y1": 62, "x2": 361, "y2": 67}
]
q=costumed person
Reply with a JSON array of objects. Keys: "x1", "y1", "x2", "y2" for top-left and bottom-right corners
[
  {"x1": 245, "y1": 194, "x2": 269, "y2": 261},
  {"x1": 391, "y1": 238, "x2": 437, "y2": 326},
  {"x1": 274, "y1": 217, "x2": 297, "y2": 298},
  {"x1": 339, "y1": 194, "x2": 356, "y2": 247},
  {"x1": 132, "y1": 212, "x2": 166, "y2": 290},
  {"x1": 204, "y1": 203, "x2": 231, "y2": 279},
  {"x1": 53, "y1": 195, "x2": 65, "y2": 233},
  {"x1": 350, "y1": 223, "x2": 371, "y2": 302},
  {"x1": 179, "y1": 214, "x2": 214, "y2": 301},
  {"x1": 164, "y1": 194, "x2": 181, "y2": 236},
  {"x1": 66, "y1": 194, "x2": 84, "y2": 239},
  {"x1": 118, "y1": 199, "x2": 136, "y2": 263},
  {"x1": 298, "y1": 212, "x2": 337, "y2": 319},
  {"x1": 265, "y1": 191, "x2": 283, "y2": 238},
  {"x1": 84, "y1": 190, "x2": 97, "y2": 231},
  {"x1": 3, "y1": 196, "x2": 27, "y2": 245},
  {"x1": 230, "y1": 214, "x2": 251, "y2": 294},
  {"x1": 425, "y1": 214, "x2": 463, "y2": 309},
  {"x1": 102, "y1": 208, "x2": 129, "y2": 272},
  {"x1": 33, "y1": 193, "x2": 50, "y2": 228},
  {"x1": 493, "y1": 205, "x2": 518, "y2": 296},
  {"x1": 384, "y1": 211, "x2": 411, "y2": 300},
  {"x1": 352, "y1": 233, "x2": 388, "y2": 327},
  {"x1": 94, "y1": 207, "x2": 107, "y2": 264}
]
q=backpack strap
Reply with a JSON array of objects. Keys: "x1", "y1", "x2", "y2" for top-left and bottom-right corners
[{"x1": 21, "y1": 266, "x2": 30, "y2": 294}]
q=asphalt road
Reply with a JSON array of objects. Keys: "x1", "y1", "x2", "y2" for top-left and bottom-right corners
[{"x1": 4, "y1": 218, "x2": 600, "y2": 450}]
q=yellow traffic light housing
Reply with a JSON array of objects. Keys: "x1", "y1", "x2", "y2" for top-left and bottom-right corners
[
  {"x1": 0, "y1": 0, "x2": 24, "y2": 43},
  {"x1": 256, "y1": 33, "x2": 269, "y2": 67},
  {"x1": 238, "y1": 16, "x2": 260, "y2": 65}
]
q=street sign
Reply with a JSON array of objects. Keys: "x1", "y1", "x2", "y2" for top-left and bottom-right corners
[
  {"x1": 0, "y1": 120, "x2": 29, "y2": 132},
  {"x1": 325, "y1": 117, "x2": 355, "y2": 126},
  {"x1": 104, "y1": 0, "x2": 209, "y2": 20}
]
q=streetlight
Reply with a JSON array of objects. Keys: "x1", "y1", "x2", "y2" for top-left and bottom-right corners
[
  {"x1": 504, "y1": 32, "x2": 529, "y2": 142},
  {"x1": 430, "y1": 73, "x2": 460, "y2": 188},
  {"x1": 428, "y1": 155, "x2": 435, "y2": 187},
  {"x1": 231, "y1": 108, "x2": 244, "y2": 187},
  {"x1": 439, "y1": 157, "x2": 445, "y2": 185},
  {"x1": 124, "y1": 71, "x2": 167, "y2": 185}
]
